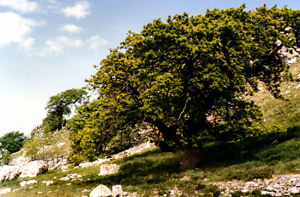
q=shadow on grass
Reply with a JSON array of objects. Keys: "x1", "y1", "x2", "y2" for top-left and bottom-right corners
[
  {"x1": 201, "y1": 126, "x2": 300, "y2": 167},
  {"x1": 73, "y1": 126, "x2": 300, "y2": 187},
  {"x1": 73, "y1": 149, "x2": 181, "y2": 188}
]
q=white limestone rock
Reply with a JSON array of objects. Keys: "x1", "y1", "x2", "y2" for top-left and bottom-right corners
[
  {"x1": 112, "y1": 185, "x2": 123, "y2": 197},
  {"x1": 90, "y1": 184, "x2": 112, "y2": 197},
  {"x1": 99, "y1": 164, "x2": 120, "y2": 176},
  {"x1": 19, "y1": 160, "x2": 48, "y2": 178},
  {"x1": 42, "y1": 180, "x2": 54, "y2": 186},
  {"x1": 20, "y1": 180, "x2": 37, "y2": 187},
  {"x1": 0, "y1": 165, "x2": 21, "y2": 182},
  {"x1": 9, "y1": 155, "x2": 30, "y2": 166},
  {"x1": 0, "y1": 188, "x2": 11, "y2": 195}
]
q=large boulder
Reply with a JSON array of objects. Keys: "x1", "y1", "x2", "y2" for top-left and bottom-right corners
[
  {"x1": 90, "y1": 184, "x2": 112, "y2": 197},
  {"x1": 19, "y1": 160, "x2": 48, "y2": 178},
  {"x1": 0, "y1": 165, "x2": 21, "y2": 182},
  {"x1": 99, "y1": 164, "x2": 120, "y2": 176}
]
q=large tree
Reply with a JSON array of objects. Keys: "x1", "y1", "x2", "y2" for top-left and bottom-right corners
[
  {"x1": 43, "y1": 88, "x2": 87, "y2": 131},
  {"x1": 73, "y1": 5, "x2": 299, "y2": 169}
]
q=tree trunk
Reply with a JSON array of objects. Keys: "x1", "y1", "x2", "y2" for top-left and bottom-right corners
[
  {"x1": 153, "y1": 121, "x2": 179, "y2": 151},
  {"x1": 180, "y1": 145, "x2": 203, "y2": 171}
]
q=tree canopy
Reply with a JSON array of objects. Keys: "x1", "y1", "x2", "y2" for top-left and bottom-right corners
[
  {"x1": 0, "y1": 131, "x2": 27, "y2": 154},
  {"x1": 69, "y1": 5, "x2": 299, "y2": 167},
  {"x1": 43, "y1": 88, "x2": 87, "y2": 131}
]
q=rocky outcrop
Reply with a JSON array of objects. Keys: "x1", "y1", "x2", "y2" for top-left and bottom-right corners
[
  {"x1": 90, "y1": 184, "x2": 112, "y2": 197},
  {"x1": 0, "y1": 160, "x2": 48, "y2": 183},
  {"x1": 79, "y1": 141, "x2": 155, "y2": 168},
  {"x1": 99, "y1": 164, "x2": 120, "y2": 176},
  {"x1": 0, "y1": 165, "x2": 21, "y2": 182},
  {"x1": 48, "y1": 157, "x2": 68, "y2": 170},
  {"x1": 111, "y1": 141, "x2": 155, "y2": 160},
  {"x1": 213, "y1": 174, "x2": 300, "y2": 196},
  {"x1": 19, "y1": 160, "x2": 48, "y2": 178},
  {"x1": 9, "y1": 155, "x2": 30, "y2": 166}
]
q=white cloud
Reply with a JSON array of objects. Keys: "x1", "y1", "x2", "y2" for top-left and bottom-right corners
[
  {"x1": 0, "y1": 12, "x2": 36, "y2": 48},
  {"x1": 35, "y1": 36, "x2": 83, "y2": 57},
  {"x1": 0, "y1": 0, "x2": 38, "y2": 13},
  {"x1": 62, "y1": 24, "x2": 82, "y2": 33},
  {"x1": 19, "y1": 37, "x2": 35, "y2": 51},
  {"x1": 48, "y1": 0, "x2": 57, "y2": 4},
  {"x1": 87, "y1": 35, "x2": 107, "y2": 50},
  {"x1": 62, "y1": 1, "x2": 90, "y2": 19}
]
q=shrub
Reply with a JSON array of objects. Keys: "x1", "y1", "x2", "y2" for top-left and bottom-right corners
[{"x1": 1, "y1": 150, "x2": 11, "y2": 165}]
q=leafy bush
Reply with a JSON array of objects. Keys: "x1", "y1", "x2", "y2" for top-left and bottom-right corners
[{"x1": 1, "y1": 150, "x2": 11, "y2": 165}]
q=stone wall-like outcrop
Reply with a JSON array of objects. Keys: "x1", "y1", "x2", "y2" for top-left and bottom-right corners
[{"x1": 213, "y1": 174, "x2": 300, "y2": 196}]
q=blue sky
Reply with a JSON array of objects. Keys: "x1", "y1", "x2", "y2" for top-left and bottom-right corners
[{"x1": 0, "y1": 0, "x2": 299, "y2": 136}]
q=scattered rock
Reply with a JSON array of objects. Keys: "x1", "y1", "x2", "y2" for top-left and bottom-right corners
[
  {"x1": 0, "y1": 188, "x2": 11, "y2": 195},
  {"x1": 213, "y1": 174, "x2": 300, "y2": 196},
  {"x1": 79, "y1": 158, "x2": 111, "y2": 168},
  {"x1": 48, "y1": 158, "x2": 68, "y2": 170},
  {"x1": 60, "y1": 176, "x2": 70, "y2": 181},
  {"x1": 19, "y1": 160, "x2": 48, "y2": 178},
  {"x1": 112, "y1": 185, "x2": 123, "y2": 197},
  {"x1": 42, "y1": 180, "x2": 54, "y2": 186},
  {"x1": 289, "y1": 187, "x2": 299, "y2": 194},
  {"x1": 99, "y1": 164, "x2": 120, "y2": 176},
  {"x1": 170, "y1": 186, "x2": 182, "y2": 197},
  {"x1": 60, "y1": 173, "x2": 83, "y2": 181},
  {"x1": 89, "y1": 184, "x2": 112, "y2": 197},
  {"x1": 61, "y1": 165, "x2": 69, "y2": 172},
  {"x1": 20, "y1": 180, "x2": 37, "y2": 187},
  {"x1": 13, "y1": 188, "x2": 21, "y2": 192}
]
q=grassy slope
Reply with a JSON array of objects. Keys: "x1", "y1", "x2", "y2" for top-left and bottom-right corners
[{"x1": 0, "y1": 60, "x2": 299, "y2": 197}]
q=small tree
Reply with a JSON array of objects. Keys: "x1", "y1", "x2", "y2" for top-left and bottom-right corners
[
  {"x1": 1, "y1": 150, "x2": 11, "y2": 165},
  {"x1": 43, "y1": 88, "x2": 87, "y2": 131},
  {"x1": 0, "y1": 131, "x2": 27, "y2": 154}
]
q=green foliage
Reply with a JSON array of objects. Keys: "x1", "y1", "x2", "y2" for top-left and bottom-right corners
[
  {"x1": 71, "y1": 4, "x2": 299, "y2": 160},
  {"x1": 43, "y1": 88, "x2": 87, "y2": 132},
  {"x1": 0, "y1": 131, "x2": 27, "y2": 154},
  {"x1": 23, "y1": 136, "x2": 43, "y2": 160},
  {"x1": 1, "y1": 150, "x2": 11, "y2": 165},
  {"x1": 23, "y1": 127, "x2": 71, "y2": 160},
  {"x1": 67, "y1": 99, "x2": 144, "y2": 161}
]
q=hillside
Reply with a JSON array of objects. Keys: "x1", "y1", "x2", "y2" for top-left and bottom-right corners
[{"x1": 0, "y1": 60, "x2": 299, "y2": 196}]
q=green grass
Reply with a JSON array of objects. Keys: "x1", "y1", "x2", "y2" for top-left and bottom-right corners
[{"x1": 253, "y1": 59, "x2": 300, "y2": 129}]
